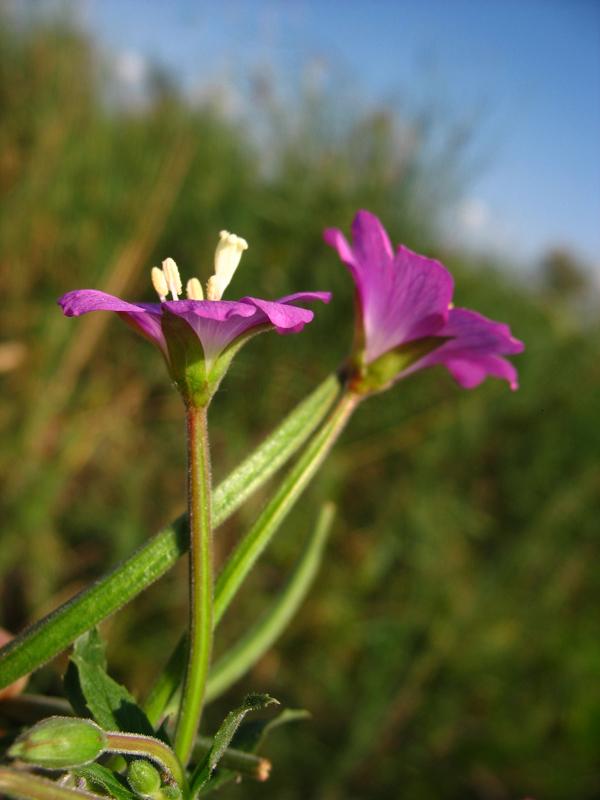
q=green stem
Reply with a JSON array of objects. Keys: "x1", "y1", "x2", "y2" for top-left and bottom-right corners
[
  {"x1": 104, "y1": 731, "x2": 186, "y2": 789},
  {"x1": 0, "y1": 374, "x2": 339, "y2": 692},
  {"x1": 194, "y1": 737, "x2": 271, "y2": 781},
  {"x1": 174, "y1": 407, "x2": 213, "y2": 766},
  {"x1": 0, "y1": 768, "x2": 104, "y2": 800},
  {"x1": 214, "y1": 391, "x2": 358, "y2": 626}
]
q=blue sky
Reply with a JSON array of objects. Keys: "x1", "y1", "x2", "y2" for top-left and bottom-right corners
[{"x1": 84, "y1": 0, "x2": 600, "y2": 267}]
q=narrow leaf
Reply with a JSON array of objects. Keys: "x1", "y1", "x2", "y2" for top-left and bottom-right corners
[
  {"x1": 190, "y1": 694, "x2": 278, "y2": 794},
  {"x1": 0, "y1": 374, "x2": 340, "y2": 690},
  {"x1": 207, "y1": 503, "x2": 334, "y2": 701},
  {"x1": 214, "y1": 394, "x2": 356, "y2": 625}
]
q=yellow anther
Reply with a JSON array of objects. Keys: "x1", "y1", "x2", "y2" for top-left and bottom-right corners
[
  {"x1": 206, "y1": 230, "x2": 248, "y2": 301},
  {"x1": 161, "y1": 257, "x2": 183, "y2": 300},
  {"x1": 186, "y1": 277, "x2": 204, "y2": 300},
  {"x1": 151, "y1": 266, "x2": 169, "y2": 302}
]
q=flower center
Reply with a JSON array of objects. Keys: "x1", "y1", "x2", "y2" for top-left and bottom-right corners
[{"x1": 150, "y1": 231, "x2": 248, "y2": 303}]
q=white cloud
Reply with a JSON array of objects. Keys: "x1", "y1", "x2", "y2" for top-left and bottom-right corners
[
  {"x1": 114, "y1": 50, "x2": 147, "y2": 87},
  {"x1": 458, "y1": 198, "x2": 490, "y2": 232}
]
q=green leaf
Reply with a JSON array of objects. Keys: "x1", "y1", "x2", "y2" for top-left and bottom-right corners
[
  {"x1": 65, "y1": 630, "x2": 154, "y2": 736},
  {"x1": 207, "y1": 503, "x2": 335, "y2": 701},
  {"x1": 231, "y1": 707, "x2": 311, "y2": 755},
  {"x1": 146, "y1": 504, "x2": 334, "y2": 725},
  {"x1": 0, "y1": 374, "x2": 340, "y2": 691},
  {"x1": 74, "y1": 763, "x2": 138, "y2": 800},
  {"x1": 213, "y1": 394, "x2": 356, "y2": 625},
  {"x1": 195, "y1": 708, "x2": 310, "y2": 794},
  {"x1": 190, "y1": 694, "x2": 278, "y2": 795}
]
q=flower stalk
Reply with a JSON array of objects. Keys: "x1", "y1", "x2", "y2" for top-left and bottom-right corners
[{"x1": 174, "y1": 406, "x2": 213, "y2": 766}]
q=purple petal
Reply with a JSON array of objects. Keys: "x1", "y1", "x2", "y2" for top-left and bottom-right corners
[
  {"x1": 367, "y1": 245, "x2": 453, "y2": 359},
  {"x1": 275, "y1": 291, "x2": 332, "y2": 306},
  {"x1": 324, "y1": 211, "x2": 392, "y2": 317},
  {"x1": 163, "y1": 293, "x2": 329, "y2": 361},
  {"x1": 325, "y1": 211, "x2": 453, "y2": 362},
  {"x1": 442, "y1": 355, "x2": 520, "y2": 390},
  {"x1": 58, "y1": 290, "x2": 166, "y2": 353},
  {"x1": 161, "y1": 299, "x2": 256, "y2": 321},
  {"x1": 416, "y1": 307, "x2": 524, "y2": 390},
  {"x1": 58, "y1": 289, "x2": 160, "y2": 316}
]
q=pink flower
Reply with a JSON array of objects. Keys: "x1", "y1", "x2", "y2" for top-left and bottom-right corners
[
  {"x1": 324, "y1": 210, "x2": 524, "y2": 392},
  {"x1": 59, "y1": 233, "x2": 330, "y2": 406}
]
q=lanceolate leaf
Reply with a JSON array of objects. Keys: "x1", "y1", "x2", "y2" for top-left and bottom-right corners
[
  {"x1": 145, "y1": 504, "x2": 334, "y2": 723},
  {"x1": 190, "y1": 694, "x2": 278, "y2": 795},
  {"x1": 207, "y1": 503, "x2": 335, "y2": 701},
  {"x1": 65, "y1": 630, "x2": 154, "y2": 736},
  {"x1": 0, "y1": 374, "x2": 340, "y2": 691}
]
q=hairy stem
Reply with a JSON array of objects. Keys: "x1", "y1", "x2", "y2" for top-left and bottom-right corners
[
  {"x1": 0, "y1": 768, "x2": 104, "y2": 800},
  {"x1": 174, "y1": 406, "x2": 213, "y2": 766}
]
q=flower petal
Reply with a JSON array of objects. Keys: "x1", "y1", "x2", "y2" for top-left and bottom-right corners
[
  {"x1": 416, "y1": 307, "x2": 524, "y2": 389},
  {"x1": 58, "y1": 289, "x2": 160, "y2": 316},
  {"x1": 162, "y1": 293, "x2": 329, "y2": 362},
  {"x1": 58, "y1": 290, "x2": 166, "y2": 353},
  {"x1": 442, "y1": 354, "x2": 520, "y2": 390},
  {"x1": 325, "y1": 212, "x2": 454, "y2": 362},
  {"x1": 161, "y1": 299, "x2": 256, "y2": 321}
]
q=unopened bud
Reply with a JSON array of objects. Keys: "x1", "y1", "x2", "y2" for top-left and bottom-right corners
[
  {"x1": 8, "y1": 716, "x2": 107, "y2": 769},
  {"x1": 159, "y1": 787, "x2": 182, "y2": 800},
  {"x1": 127, "y1": 759, "x2": 162, "y2": 795}
]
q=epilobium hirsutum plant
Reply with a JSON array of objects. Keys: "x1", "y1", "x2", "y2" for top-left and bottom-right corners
[{"x1": 0, "y1": 213, "x2": 523, "y2": 799}]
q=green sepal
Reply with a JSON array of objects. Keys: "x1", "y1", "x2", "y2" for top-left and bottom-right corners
[
  {"x1": 8, "y1": 716, "x2": 107, "y2": 769},
  {"x1": 190, "y1": 694, "x2": 278, "y2": 794},
  {"x1": 161, "y1": 310, "x2": 210, "y2": 408},
  {"x1": 352, "y1": 336, "x2": 451, "y2": 394},
  {"x1": 64, "y1": 629, "x2": 155, "y2": 736}
]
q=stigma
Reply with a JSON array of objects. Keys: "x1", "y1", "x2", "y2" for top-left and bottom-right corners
[{"x1": 207, "y1": 231, "x2": 248, "y2": 301}]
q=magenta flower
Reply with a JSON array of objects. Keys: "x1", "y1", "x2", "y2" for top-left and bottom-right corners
[
  {"x1": 324, "y1": 210, "x2": 524, "y2": 393},
  {"x1": 59, "y1": 232, "x2": 330, "y2": 406}
]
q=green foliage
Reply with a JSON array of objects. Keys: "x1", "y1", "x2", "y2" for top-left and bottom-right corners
[
  {"x1": 190, "y1": 694, "x2": 278, "y2": 794},
  {"x1": 65, "y1": 630, "x2": 154, "y2": 736},
  {"x1": 0, "y1": 9, "x2": 599, "y2": 800},
  {"x1": 76, "y1": 763, "x2": 138, "y2": 800}
]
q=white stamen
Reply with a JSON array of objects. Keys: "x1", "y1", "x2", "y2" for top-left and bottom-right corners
[
  {"x1": 448, "y1": 302, "x2": 455, "y2": 309},
  {"x1": 162, "y1": 257, "x2": 182, "y2": 301},
  {"x1": 206, "y1": 230, "x2": 248, "y2": 301},
  {"x1": 151, "y1": 266, "x2": 168, "y2": 302},
  {"x1": 186, "y1": 277, "x2": 204, "y2": 300}
]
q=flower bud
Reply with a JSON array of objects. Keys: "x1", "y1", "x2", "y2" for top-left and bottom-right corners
[
  {"x1": 8, "y1": 716, "x2": 107, "y2": 769},
  {"x1": 159, "y1": 787, "x2": 182, "y2": 800},
  {"x1": 127, "y1": 759, "x2": 162, "y2": 795}
]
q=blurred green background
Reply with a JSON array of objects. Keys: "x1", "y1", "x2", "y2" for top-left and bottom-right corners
[{"x1": 1, "y1": 6, "x2": 600, "y2": 799}]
